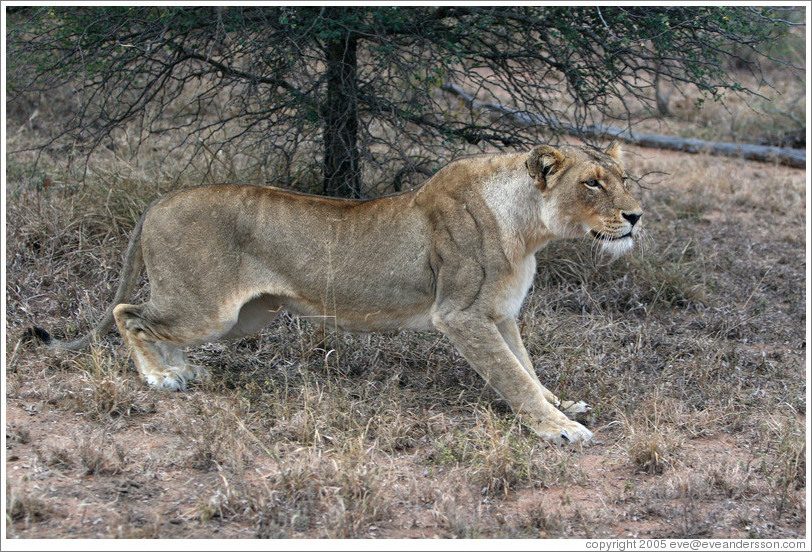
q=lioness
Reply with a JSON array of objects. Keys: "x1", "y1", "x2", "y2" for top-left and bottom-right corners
[{"x1": 31, "y1": 143, "x2": 642, "y2": 445}]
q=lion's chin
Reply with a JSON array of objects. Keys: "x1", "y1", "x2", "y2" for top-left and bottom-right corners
[{"x1": 597, "y1": 235, "x2": 634, "y2": 259}]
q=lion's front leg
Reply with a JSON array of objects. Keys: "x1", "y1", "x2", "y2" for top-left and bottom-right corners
[
  {"x1": 432, "y1": 311, "x2": 593, "y2": 445},
  {"x1": 496, "y1": 319, "x2": 592, "y2": 421}
]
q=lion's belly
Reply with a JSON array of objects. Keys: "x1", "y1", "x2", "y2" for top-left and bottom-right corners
[{"x1": 282, "y1": 295, "x2": 434, "y2": 333}]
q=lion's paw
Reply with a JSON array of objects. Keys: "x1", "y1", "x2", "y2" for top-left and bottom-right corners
[
  {"x1": 144, "y1": 364, "x2": 210, "y2": 391},
  {"x1": 186, "y1": 364, "x2": 211, "y2": 383},
  {"x1": 560, "y1": 400, "x2": 593, "y2": 422},
  {"x1": 534, "y1": 419, "x2": 593, "y2": 446},
  {"x1": 144, "y1": 372, "x2": 187, "y2": 391}
]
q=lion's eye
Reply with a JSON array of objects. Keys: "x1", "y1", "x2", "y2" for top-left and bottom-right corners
[{"x1": 583, "y1": 179, "x2": 603, "y2": 190}]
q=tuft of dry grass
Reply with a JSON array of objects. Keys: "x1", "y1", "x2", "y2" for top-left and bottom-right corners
[
  {"x1": 427, "y1": 407, "x2": 583, "y2": 497},
  {"x1": 626, "y1": 428, "x2": 684, "y2": 476},
  {"x1": 68, "y1": 344, "x2": 156, "y2": 420},
  {"x1": 75, "y1": 430, "x2": 126, "y2": 476},
  {"x1": 174, "y1": 394, "x2": 253, "y2": 472},
  {"x1": 6, "y1": 484, "x2": 50, "y2": 527},
  {"x1": 621, "y1": 397, "x2": 689, "y2": 475},
  {"x1": 523, "y1": 496, "x2": 565, "y2": 537},
  {"x1": 705, "y1": 458, "x2": 757, "y2": 500},
  {"x1": 755, "y1": 414, "x2": 806, "y2": 515}
]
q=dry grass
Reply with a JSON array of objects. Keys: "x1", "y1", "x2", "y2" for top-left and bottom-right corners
[
  {"x1": 6, "y1": 484, "x2": 50, "y2": 527},
  {"x1": 4, "y1": 44, "x2": 807, "y2": 540}
]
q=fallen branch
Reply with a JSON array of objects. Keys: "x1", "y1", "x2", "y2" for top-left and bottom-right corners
[{"x1": 442, "y1": 83, "x2": 806, "y2": 169}]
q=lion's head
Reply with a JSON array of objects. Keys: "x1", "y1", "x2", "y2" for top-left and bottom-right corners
[{"x1": 527, "y1": 142, "x2": 643, "y2": 257}]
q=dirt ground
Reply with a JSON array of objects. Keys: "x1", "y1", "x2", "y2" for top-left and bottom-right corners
[{"x1": 5, "y1": 387, "x2": 806, "y2": 539}]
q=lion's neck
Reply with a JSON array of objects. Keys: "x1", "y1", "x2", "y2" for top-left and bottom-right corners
[{"x1": 479, "y1": 170, "x2": 557, "y2": 258}]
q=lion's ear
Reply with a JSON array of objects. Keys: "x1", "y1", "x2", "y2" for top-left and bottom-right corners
[
  {"x1": 526, "y1": 145, "x2": 567, "y2": 190},
  {"x1": 605, "y1": 140, "x2": 623, "y2": 162}
]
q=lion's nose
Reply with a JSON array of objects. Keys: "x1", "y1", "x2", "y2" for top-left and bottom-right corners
[{"x1": 622, "y1": 212, "x2": 641, "y2": 226}]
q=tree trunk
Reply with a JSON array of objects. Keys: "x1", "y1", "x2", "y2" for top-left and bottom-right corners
[{"x1": 322, "y1": 32, "x2": 361, "y2": 198}]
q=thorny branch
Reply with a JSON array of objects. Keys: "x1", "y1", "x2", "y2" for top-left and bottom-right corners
[{"x1": 6, "y1": 6, "x2": 804, "y2": 196}]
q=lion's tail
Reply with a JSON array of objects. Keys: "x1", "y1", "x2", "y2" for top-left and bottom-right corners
[{"x1": 24, "y1": 202, "x2": 153, "y2": 351}]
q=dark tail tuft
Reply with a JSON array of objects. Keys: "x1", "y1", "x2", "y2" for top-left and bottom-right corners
[{"x1": 22, "y1": 326, "x2": 53, "y2": 345}]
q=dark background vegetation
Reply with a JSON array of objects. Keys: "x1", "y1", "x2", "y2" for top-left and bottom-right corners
[{"x1": 7, "y1": 6, "x2": 805, "y2": 196}]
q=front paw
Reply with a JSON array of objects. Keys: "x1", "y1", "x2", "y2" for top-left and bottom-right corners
[
  {"x1": 144, "y1": 372, "x2": 186, "y2": 391},
  {"x1": 533, "y1": 419, "x2": 593, "y2": 446},
  {"x1": 560, "y1": 400, "x2": 593, "y2": 423}
]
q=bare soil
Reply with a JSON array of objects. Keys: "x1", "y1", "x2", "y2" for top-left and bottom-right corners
[{"x1": 6, "y1": 393, "x2": 803, "y2": 539}]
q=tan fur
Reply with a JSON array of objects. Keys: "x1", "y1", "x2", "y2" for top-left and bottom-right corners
[{"x1": 54, "y1": 143, "x2": 643, "y2": 445}]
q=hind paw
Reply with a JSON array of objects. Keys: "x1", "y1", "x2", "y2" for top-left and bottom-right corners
[{"x1": 143, "y1": 364, "x2": 210, "y2": 391}]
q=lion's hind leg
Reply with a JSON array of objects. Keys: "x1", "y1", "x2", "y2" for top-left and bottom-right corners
[{"x1": 113, "y1": 303, "x2": 210, "y2": 390}]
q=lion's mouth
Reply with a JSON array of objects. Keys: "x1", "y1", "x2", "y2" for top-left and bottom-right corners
[{"x1": 591, "y1": 230, "x2": 632, "y2": 242}]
